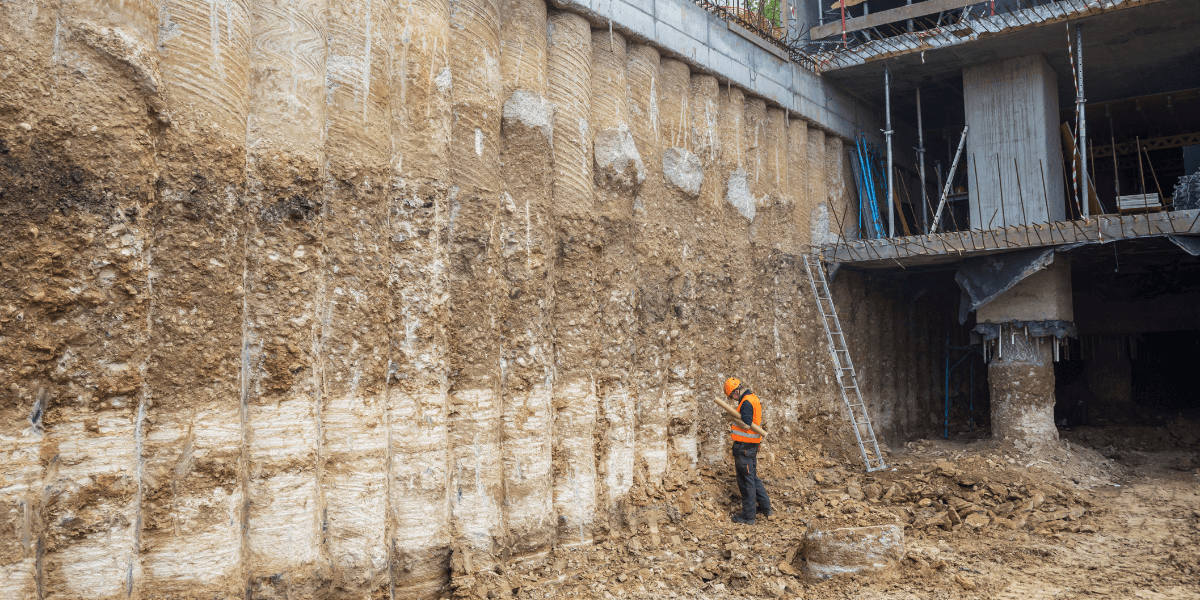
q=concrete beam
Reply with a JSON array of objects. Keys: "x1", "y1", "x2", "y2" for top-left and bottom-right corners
[
  {"x1": 977, "y1": 258, "x2": 1073, "y2": 324},
  {"x1": 547, "y1": 0, "x2": 883, "y2": 141}
]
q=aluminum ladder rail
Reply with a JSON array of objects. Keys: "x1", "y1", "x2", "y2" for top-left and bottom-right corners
[{"x1": 801, "y1": 255, "x2": 887, "y2": 472}]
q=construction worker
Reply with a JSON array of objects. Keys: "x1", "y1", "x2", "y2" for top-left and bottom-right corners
[{"x1": 724, "y1": 378, "x2": 771, "y2": 525}]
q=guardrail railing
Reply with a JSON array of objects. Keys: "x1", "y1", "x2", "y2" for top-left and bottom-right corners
[{"x1": 688, "y1": 0, "x2": 819, "y2": 70}]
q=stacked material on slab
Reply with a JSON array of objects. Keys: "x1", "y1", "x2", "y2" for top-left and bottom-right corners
[{"x1": 1117, "y1": 193, "x2": 1161, "y2": 212}]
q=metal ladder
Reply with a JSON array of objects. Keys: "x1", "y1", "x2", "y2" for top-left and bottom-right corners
[{"x1": 801, "y1": 255, "x2": 887, "y2": 472}]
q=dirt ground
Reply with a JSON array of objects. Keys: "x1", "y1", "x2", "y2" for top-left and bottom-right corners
[{"x1": 450, "y1": 420, "x2": 1200, "y2": 599}]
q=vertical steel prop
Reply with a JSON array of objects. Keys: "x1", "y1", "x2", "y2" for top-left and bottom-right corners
[{"x1": 884, "y1": 66, "x2": 895, "y2": 237}]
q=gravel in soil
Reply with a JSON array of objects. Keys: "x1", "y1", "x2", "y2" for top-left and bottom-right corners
[{"x1": 450, "y1": 422, "x2": 1200, "y2": 599}]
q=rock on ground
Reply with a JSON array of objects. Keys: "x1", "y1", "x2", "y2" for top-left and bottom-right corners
[{"x1": 793, "y1": 524, "x2": 905, "y2": 581}]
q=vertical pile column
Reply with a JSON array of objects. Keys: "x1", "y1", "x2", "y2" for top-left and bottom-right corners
[
  {"x1": 756, "y1": 108, "x2": 799, "y2": 425},
  {"x1": 743, "y1": 99, "x2": 768, "y2": 206},
  {"x1": 626, "y1": 44, "x2": 670, "y2": 487},
  {"x1": 659, "y1": 59, "x2": 700, "y2": 469},
  {"x1": 546, "y1": 11, "x2": 597, "y2": 547},
  {"x1": 242, "y1": 0, "x2": 328, "y2": 595},
  {"x1": 788, "y1": 117, "x2": 826, "y2": 415},
  {"x1": 0, "y1": 0, "x2": 160, "y2": 597},
  {"x1": 691, "y1": 74, "x2": 722, "y2": 202},
  {"x1": 756, "y1": 109, "x2": 791, "y2": 246},
  {"x1": 446, "y1": 0, "x2": 504, "y2": 562},
  {"x1": 807, "y1": 129, "x2": 833, "y2": 248},
  {"x1": 788, "y1": 119, "x2": 811, "y2": 250},
  {"x1": 498, "y1": 0, "x2": 556, "y2": 557},
  {"x1": 685, "y1": 73, "x2": 722, "y2": 463},
  {"x1": 318, "y1": 0, "x2": 394, "y2": 593},
  {"x1": 739, "y1": 99, "x2": 768, "y2": 407},
  {"x1": 825, "y1": 135, "x2": 855, "y2": 240},
  {"x1": 590, "y1": 28, "x2": 641, "y2": 533},
  {"x1": 386, "y1": 0, "x2": 453, "y2": 593},
  {"x1": 139, "y1": 0, "x2": 251, "y2": 595}
]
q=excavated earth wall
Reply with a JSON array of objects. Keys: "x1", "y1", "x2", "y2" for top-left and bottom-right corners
[{"x1": 0, "y1": 0, "x2": 956, "y2": 597}]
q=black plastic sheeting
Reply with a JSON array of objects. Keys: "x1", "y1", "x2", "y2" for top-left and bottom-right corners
[
  {"x1": 955, "y1": 247, "x2": 1056, "y2": 324},
  {"x1": 1168, "y1": 235, "x2": 1200, "y2": 257},
  {"x1": 971, "y1": 319, "x2": 1077, "y2": 343}
]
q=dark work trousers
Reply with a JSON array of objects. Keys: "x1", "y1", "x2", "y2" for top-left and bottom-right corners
[{"x1": 732, "y1": 441, "x2": 771, "y2": 519}]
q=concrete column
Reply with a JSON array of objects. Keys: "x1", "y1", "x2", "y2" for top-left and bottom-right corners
[
  {"x1": 964, "y1": 54, "x2": 1066, "y2": 228},
  {"x1": 979, "y1": 258, "x2": 1073, "y2": 444},
  {"x1": 988, "y1": 333, "x2": 1058, "y2": 443}
]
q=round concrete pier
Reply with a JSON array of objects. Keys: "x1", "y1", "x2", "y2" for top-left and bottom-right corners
[{"x1": 989, "y1": 333, "x2": 1059, "y2": 444}]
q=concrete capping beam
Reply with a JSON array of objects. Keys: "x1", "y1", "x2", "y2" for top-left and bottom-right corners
[
  {"x1": 726, "y1": 21, "x2": 789, "y2": 62},
  {"x1": 546, "y1": 0, "x2": 883, "y2": 141}
]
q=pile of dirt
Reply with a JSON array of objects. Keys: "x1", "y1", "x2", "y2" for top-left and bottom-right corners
[{"x1": 445, "y1": 435, "x2": 1163, "y2": 599}]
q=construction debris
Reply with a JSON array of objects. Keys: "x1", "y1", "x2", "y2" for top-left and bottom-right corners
[
  {"x1": 443, "y1": 424, "x2": 1200, "y2": 598},
  {"x1": 792, "y1": 524, "x2": 904, "y2": 580}
]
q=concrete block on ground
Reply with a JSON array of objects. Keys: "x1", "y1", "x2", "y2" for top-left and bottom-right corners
[{"x1": 792, "y1": 525, "x2": 905, "y2": 581}]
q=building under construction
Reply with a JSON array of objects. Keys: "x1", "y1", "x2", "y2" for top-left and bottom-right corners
[{"x1": 0, "y1": 0, "x2": 1197, "y2": 597}]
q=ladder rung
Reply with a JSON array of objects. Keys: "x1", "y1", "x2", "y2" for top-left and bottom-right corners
[{"x1": 804, "y1": 255, "x2": 880, "y2": 474}]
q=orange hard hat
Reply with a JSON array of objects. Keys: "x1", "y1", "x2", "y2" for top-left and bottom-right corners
[{"x1": 724, "y1": 378, "x2": 741, "y2": 397}]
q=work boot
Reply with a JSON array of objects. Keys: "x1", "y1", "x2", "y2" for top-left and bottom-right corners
[
  {"x1": 731, "y1": 514, "x2": 755, "y2": 525},
  {"x1": 758, "y1": 509, "x2": 773, "y2": 520}
]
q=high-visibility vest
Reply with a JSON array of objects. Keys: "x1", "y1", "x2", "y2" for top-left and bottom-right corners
[{"x1": 730, "y1": 393, "x2": 762, "y2": 443}]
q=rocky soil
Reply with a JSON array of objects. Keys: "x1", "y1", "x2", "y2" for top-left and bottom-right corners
[{"x1": 449, "y1": 422, "x2": 1200, "y2": 599}]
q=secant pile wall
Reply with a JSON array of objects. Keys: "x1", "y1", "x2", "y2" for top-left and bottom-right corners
[{"x1": 0, "y1": 0, "x2": 950, "y2": 597}]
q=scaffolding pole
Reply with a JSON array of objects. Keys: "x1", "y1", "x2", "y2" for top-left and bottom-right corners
[
  {"x1": 1076, "y1": 24, "x2": 1089, "y2": 218},
  {"x1": 917, "y1": 87, "x2": 927, "y2": 231},
  {"x1": 885, "y1": 66, "x2": 895, "y2": 238}
]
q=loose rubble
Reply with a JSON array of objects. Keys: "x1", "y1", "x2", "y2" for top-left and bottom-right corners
[{"x1": 446, "y1": 423, "x2": 1200, "y2": 599}]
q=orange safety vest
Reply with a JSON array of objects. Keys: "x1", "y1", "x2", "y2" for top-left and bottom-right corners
[{"x1": 730, "y1": 393, "x2": 762, "y2": 443}]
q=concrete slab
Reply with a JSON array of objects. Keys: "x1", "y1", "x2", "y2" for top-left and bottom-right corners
[{"x1": 817, "y1": 209, "x2": 1200, "y2": 269}]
